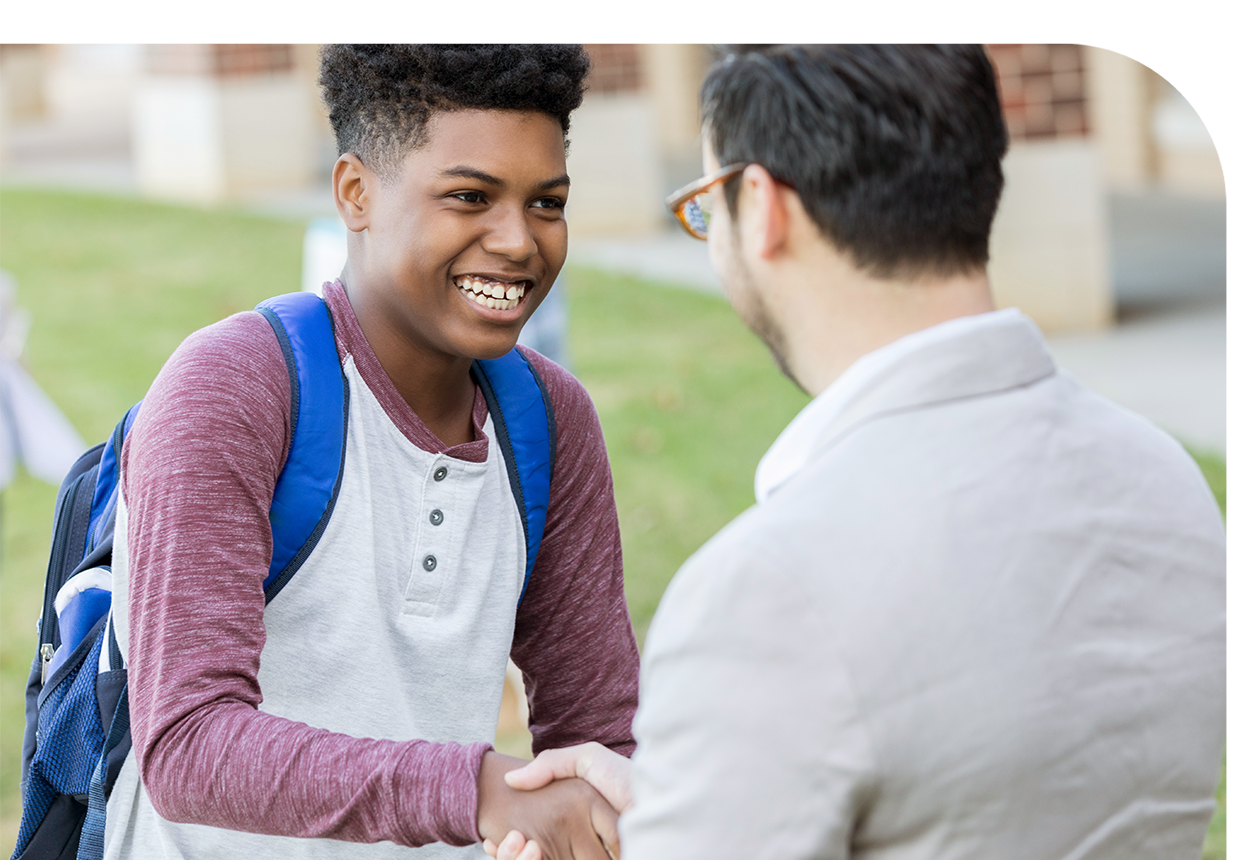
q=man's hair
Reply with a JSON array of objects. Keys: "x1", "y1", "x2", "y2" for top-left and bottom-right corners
[
  {"x1": 319, "y1": 44, "x2": 591, "y2": 181},
  {"x1": 701, "y1": 45, "x2": 1009, "y2": 278}
]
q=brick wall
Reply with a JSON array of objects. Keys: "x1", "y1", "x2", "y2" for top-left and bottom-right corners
[
  {"x1": 580, "y1": 43, "x2": 1088, "y2": 138},
  {"x1": 987, "y1": 44, "x2": 1088, "y2": 140},
  {"x1": 584, "y1": 44, "x2": 643, "y2": 95},
  {"x1": 146, "y1": 45, "x2": 294, "y2": 77}
]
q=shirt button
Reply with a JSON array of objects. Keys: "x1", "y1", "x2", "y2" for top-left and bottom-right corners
[
  {"x1": 430, "y1": 509, "x2": 444, "y2": 526},
  {"x1": 423, "y1": 555, "x2": 437, "y2": 571},
  {"x1": 434, "y1": 466, "x2": 448, "y2": 482}
]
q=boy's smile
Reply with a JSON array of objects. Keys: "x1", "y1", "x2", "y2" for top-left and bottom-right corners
[
  {"x1": 335, "y1": 108, "x2": 570, "y2": 391},
  {"x1": 454, "y1": 275, "x2": 530, "y2": 313}
]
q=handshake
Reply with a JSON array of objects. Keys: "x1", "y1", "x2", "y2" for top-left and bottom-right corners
[{"x1": 477, "y1": 743, "x2": 633, "y2": 860}]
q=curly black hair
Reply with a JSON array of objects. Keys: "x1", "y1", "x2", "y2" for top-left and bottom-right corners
[{"x1": 318, "y1": 44, "x2": 591, "y2": 181}]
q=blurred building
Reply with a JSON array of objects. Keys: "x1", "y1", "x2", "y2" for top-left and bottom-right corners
[
  {"x1": 0, "y1": 44, "x2": 1225, "y2": 332},
  {"x1": 129, "y1": 45, "x2": 318, "y2": 202}
]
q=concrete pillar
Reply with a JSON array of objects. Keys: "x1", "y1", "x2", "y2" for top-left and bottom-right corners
[
  {"x1": 988, "y1": 139, "x2": 1114, "y2": 332},
  {"x1": 1085, "y1": 46, "x2": 1222, "y2": 198},
  {"x1": 0, "y1": 57, "x2": 8, "y2": 170},
  {"x1": 567, "y1": 45, "x2": 665, "y2": 237},
  {"x1": 983, "y1": 44, "x2": 1114, "y2": 332},
  {"x1": 0, "y1": 45, "x2": 49, "y2": 121},
  {"x1": 131, "y1": 45, "x2": 316, "y2": 204},
  {"x1": 640, "y1": 44, "x2": 712, "y2": 193},
  {"x1": 1084, "y1": 46, "x2": 1159, "y2": 191},
  {"x1": 0, "y1": 45, "x2": 50, "y2": 167}
]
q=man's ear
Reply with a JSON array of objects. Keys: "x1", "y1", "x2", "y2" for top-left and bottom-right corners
[
  {"x1": 333, "y1": 153, "x2": 371, "y2": 233},
  {"x1": 739, "y1": 164, "x2": 789, "y2": 260}
]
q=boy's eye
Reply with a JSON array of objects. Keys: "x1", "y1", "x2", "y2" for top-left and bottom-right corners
[
  {"x1": 452, "y1": 190, "x2": 487, "y2": 204},
  {"x1": 531, "y1": 197, "x2": 566, "y2": 212}
]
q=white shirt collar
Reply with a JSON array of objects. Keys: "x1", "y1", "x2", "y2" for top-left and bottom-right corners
[{"x1": 754, "y1": 308, "x2": 1025, "y2": 503}]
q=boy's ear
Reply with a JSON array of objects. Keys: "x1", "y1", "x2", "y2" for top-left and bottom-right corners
[{"x1": 333, "y1": 154, "x2": 371, "y2": 233}]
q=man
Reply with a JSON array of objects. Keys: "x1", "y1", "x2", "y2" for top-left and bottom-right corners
[{"x1": 489, "y1": 44, "x2": 1225, "y2": 860}]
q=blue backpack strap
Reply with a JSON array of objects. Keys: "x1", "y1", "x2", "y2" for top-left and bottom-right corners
[
  {"x1": 86, "y1": 401, "x2": 142, "y2": 557},
  {"x1": 254, "y1": 292, "x2": 349, "y2": 601},
  {"x1": 471, "y1": 349, "x2": 556, "y2": 604}
]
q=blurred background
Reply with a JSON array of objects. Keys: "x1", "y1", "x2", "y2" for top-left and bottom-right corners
[{"x1": 0, "y1": 44, "x2": 1227, "y2": 857}]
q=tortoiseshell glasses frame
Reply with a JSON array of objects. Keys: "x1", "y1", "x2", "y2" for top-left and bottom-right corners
[{"x1": 664, "y1": 162, "x2": 750, "y2": 240}]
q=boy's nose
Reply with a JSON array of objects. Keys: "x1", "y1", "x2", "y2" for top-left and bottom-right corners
[{"x1": 482, "y1": 208, "x2": 539, "y2": 262}]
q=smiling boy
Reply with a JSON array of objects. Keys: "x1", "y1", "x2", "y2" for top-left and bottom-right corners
[{"x1": 105, "y1": 45, "x2": 638, "y2": 859}]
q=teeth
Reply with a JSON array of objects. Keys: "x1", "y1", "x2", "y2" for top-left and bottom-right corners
[{"x1": 455, "y1": 276, "x2": 527, "y2": 310}]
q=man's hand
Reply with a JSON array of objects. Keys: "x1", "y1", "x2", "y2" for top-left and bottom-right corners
[
  {"x1": 477, "y1": 750, "x2": 620, "y2": 860},
  {"x1": 482, "y1": 744, "x2": 633, "y2": 860},
  {"x1": 484, "y1": 829, "x2": 541, "y2": 860},
  {"x1": 505, "y1": 743, "x2": 633, "y2": 813}
]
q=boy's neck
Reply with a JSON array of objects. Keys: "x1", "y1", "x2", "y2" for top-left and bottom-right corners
[{"x1": 340, "y1": 277, "x2": 480, "y2": 448}]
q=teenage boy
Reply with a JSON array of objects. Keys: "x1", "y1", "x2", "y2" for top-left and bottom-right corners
[
  {"x1": 491, "y1": 44, "x2": 1226, "y2": 860},
  {"x1": 106, "y1": 45, "x2": 638, "y2": 859}
]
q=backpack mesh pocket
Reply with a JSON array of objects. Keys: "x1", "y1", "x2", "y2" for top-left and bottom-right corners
[{"x1": 15, "y1": 633, "x2": 106, "y2": 857}]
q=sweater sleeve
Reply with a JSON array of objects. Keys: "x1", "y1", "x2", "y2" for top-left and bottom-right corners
[
  {"x1": 122, "y1": 312, "x2": 488, "y2": 847},
  {"x1": 510, "y1": 347, "x2": 640, "y2": 757}
]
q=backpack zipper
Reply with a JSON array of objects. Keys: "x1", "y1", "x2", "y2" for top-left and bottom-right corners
[
  {"x1": 38, "y1": 470, "x2": 92, "y2": 663},
  {"x1": 39, "y1": 644, "x2": 55, "y2": 685}
]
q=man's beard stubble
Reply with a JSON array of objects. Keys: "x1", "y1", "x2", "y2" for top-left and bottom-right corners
[{"x1": 724, "y1": 230, "x2": 805, "y2": 393}]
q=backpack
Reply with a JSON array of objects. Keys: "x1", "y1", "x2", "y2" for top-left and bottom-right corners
[{"x1": 14, "y1": 291, "x2": 556, "y2": 860}]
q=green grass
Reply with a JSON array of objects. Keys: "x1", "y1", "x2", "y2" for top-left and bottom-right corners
[
  {"x1": 0, "y1": 189, "x2": 303, "y2": 848},
  {"x1": 0, "y1": 188, "x2": 1227, "y2": 855},
  {"x1": 1201, "y1": 736, "x2": 1252, "y2": 856},
  {"x1": 562, "y1": 264, "x2": 810, "y2": 631}
]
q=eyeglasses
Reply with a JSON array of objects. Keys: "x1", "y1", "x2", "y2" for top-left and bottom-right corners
[{"x1": 664, "y1": 162, "x2": 749, "y2": 240}]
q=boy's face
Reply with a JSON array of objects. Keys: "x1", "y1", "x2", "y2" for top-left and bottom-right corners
[{"x1": 352, "y1": 109, "x2": 570, "y2": 362}]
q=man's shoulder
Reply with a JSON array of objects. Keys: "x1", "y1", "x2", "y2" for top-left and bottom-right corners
[
  {"x1": 671, "y1": 365, "x2": 1223, "y2": 605},
  {"x1": 1039, "y1": 370, "x2": 1222, "y2": 523}
]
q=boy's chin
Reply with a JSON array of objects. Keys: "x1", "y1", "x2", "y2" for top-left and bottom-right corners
[
  {"x1": 463, "y1": 329, "x2": 525, "y2": 362},
  {"x1": 474, "y1": 344, "x2": 522, "y2": 362}
]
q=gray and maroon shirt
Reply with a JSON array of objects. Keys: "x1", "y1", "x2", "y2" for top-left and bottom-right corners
[{"x1": 103, "y1": 281, "x2": 639, "y2": 858}]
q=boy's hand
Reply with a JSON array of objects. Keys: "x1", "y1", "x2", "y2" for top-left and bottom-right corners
[{"x1": 477, "y1": 751, "x2": 620, "y2": 860}]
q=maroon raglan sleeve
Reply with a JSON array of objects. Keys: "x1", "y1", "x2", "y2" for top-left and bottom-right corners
[
  {"x1": 122, "y1": 312, "x2": 488, "y2": 846},
  {"x1": 510, "y1": 347, "x2": 640, "y2": 757}
]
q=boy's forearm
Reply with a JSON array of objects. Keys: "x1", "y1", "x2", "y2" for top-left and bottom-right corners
[{"x1": 134, "y1": 694, "x2": 490, "y2": 845}]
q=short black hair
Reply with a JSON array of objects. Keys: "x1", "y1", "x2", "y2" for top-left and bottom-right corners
[
  {"x1": 701, "y1": 45, "x2": 1008, "y2": 278},
  {"x1": 319, "y1": 44, "x2": 591, "y2": 181}
]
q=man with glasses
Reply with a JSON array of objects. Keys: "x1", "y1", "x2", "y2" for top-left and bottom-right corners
[{"x1": 488, "y1": 44, "x2": 1225, "y2": 860}]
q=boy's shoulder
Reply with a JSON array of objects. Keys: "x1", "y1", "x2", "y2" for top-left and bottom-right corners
[
  {"x1": 513, "y1": 344, "x2": 598, "y2": 428},
  {"x1": 159, "y1": 309, "x2": 287, "y2": 383},
  {"x1": 134, "y1": 309, "x2": 292, "y2": 455},
  {"x1": 140, "y1": 309, "x2": 290, "y2": 421}
]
